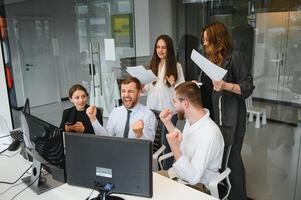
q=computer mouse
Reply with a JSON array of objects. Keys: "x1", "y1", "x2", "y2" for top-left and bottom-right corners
[{"x1": 8, "y1": 140, "x2": 21, "y2": 151}]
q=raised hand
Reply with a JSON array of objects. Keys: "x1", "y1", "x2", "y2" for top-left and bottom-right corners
[
  {"x1": 86, "y1": 105, "x2": 97, "y2": 122},
  {"x1": 166, "y1": 130, "x2": 182, "y2": 149},
  {"x1": 166, "y1": 75, "x2": 176, "y2": 86},
  {"x1": 159, "y1": 108, "x2": 173, "y2": 123},
  {"x1": 132, "y1": 119, "x2": 144, "y2": 138}
]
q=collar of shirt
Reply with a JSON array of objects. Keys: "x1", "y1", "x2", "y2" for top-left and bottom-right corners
[
  {"x1": 122, "y1": 102, "x2": 141, "y2": 114},
  {"x1": 184, "y1": 108, "x2": 210, "y2": 136}
]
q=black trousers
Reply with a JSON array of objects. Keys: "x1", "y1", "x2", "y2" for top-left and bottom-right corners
[{"x1": 228, "y1": 136, "x2": 247, "y2": 200}]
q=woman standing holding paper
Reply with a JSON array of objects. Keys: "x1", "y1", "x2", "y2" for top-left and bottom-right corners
[
  {"x1": 201, "y1": 22, "x2": 254, "y2": 200},
  {"x1": 144, "y1": 35, "x2": 184, "y2": 169}
]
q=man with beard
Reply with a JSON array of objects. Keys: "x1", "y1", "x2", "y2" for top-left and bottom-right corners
[
  {"x1": 159, "y1": 81, "x2": 224, "y2": 192},
  {"x1": 86, "y1": 76, "x2": 156, "y2": 141}
]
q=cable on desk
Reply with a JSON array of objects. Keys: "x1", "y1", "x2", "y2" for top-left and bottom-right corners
[
  {"x1": 0, "y1": 149, "x2": 21, "y2": 157},
  {"x1": 0, "y1": 134, "x2": 10, "y2": 138},
  {"x1": 0, "y1": 182, "x2": 24, "y2": 195},
  {"x1": 85, "y1": 182, "x2": 99, "y2": 200},
  {"x1": 0, "y1": 148, "x2": 8, "y2": 154},
  {"x1": 0, "y1": 164, "x2": 32, "y2": 184},
  {"x1": 9, "y1": 175, "x2": 39, "y2": 200}
]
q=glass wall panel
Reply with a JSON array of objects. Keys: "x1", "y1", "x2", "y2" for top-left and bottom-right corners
[
  {"x1": 1, "y1": 0, "x2": 134, "y2": 124},
  {"x1": 174, "y1": 1, "x2": 301, "y2": 200}
]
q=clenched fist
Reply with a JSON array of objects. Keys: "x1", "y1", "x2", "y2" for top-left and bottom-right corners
[
  {"x1": 132, "y1": 119, "x2": 144, "y2": 138},
  {"x1": 159, "y1": 108, "x2": 173, "y2": 123},
  {"x1": 86, "y1": 106, "x2": 97, "y2": 122},
  {"x1": 166, "y1": 130, "x2": 182, "y2": 149}
]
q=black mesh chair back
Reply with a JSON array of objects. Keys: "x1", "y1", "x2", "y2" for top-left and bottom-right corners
[{"x1": 151, "y1": 110, "x2": 165, "y2": 154}]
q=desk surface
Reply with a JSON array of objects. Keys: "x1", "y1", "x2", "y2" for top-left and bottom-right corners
[{"x1": 0, "y1": 151, "x2": 217, "y2": 200}]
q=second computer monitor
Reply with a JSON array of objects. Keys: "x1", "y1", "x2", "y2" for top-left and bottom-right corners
[{"x1": 64, "y1": 133, "x2": 153, "y2": 198}]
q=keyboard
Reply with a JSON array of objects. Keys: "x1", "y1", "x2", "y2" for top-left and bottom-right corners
[{"x1": 9, "y1": 128, "x2": 23, "y2": 142}]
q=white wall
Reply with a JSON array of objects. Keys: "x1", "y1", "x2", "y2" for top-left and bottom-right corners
[
  {"x1": 134, "y1": 0, "x2": 150, "y2": 56},
  {"x1": 0, "y1": 43, "x2": 13, "y2": 129},
  {"x1": 134, "y1": 0, "x2": 173, "y2": 56}
]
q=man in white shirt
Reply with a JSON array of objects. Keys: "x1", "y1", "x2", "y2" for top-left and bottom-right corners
[
  {"x1": 86, "y1": 76, "x2": 156, "y2": 141},
  {"x1": 159, "y1": 81, "x2": 224, "y2": 192}
]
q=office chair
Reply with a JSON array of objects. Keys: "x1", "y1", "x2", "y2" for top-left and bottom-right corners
[
  {"x1": 152, "y1": 145, "x2": 166, "y2": 171},
  {"x1": 208, "y1": 145, "x2": 232, "y2": 200},
  {"x1": 151, "y1": 109, "x2": 166, "y2": 171},
  {"x1": 158, "y1": 145, "x2": 232, "y2": 199},
  {"x1": 151, "y1": 110, "x2": 165, "y2": 154}
]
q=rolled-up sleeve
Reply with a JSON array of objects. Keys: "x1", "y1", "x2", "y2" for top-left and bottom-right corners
[
  {"x1": 172, "y1": 137, "x2": 214, "y2": 185},
  {"x1": 140, "y1": 112, "x2": 157, "y2": 141},
  {"x1": 92, "y1": 119, "x2": 110, "y2": 136}
]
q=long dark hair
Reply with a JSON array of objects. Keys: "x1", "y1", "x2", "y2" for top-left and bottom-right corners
[
  {"x1": 148, "y1": 35, "x2": 178, "y2": 87},
  {"x1": 201, "y1": 22, "x2": 233, "y2": 67}
]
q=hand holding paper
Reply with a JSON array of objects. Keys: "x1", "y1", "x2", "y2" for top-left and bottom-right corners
[
  {"x1": 126, "y1": 65, "x2": 157, "y2": 85},
  {"x1": 191, "y1": 49, "x2": 227, "y2": 81}
]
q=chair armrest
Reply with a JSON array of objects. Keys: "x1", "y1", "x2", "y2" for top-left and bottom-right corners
[
  {"x1": 209, "y1": 168, "x2": 231, "y2": 187},
  {"x1": 158, "y1": 152, "x2": 174, "y2": 169},
  {"x1": 153, "y1": 145, "x2": 166, "y2": 160},
  {"x1": 208, "y1": 168, "x2": 231, "y2": 199}
]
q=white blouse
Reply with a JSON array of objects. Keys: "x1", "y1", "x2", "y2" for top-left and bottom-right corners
[{"x1": 145, "y1": 62, "x2": 185, "y2": 112}]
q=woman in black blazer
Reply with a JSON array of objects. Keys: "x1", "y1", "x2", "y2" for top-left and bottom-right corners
[{"x1": 60, "y1": 84, "x2": 103, "y2": 134}]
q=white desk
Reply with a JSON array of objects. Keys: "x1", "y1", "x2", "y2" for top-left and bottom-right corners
[{"x1": 0, "y1": 152, "x2": 218, "y2": 200}]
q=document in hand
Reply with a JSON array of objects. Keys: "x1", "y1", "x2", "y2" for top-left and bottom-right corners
[
  {"x1": 126, "y1": 65, "x2": 157, "y2": 85},
  {"x1": 191, "y1": 49, "x2": 227, "y2": 81}
]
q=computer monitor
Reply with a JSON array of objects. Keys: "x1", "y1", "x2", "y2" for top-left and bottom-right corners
[
  {"x1": 64, "y1": 133, "x2": 153, "y2": 200},
  {"x1": 23, "y1": 98, "x2": 31, "y2": 114},
  {"x1": 21, "y1": 111, "x2": 66, "y2": 194},
  {"x1": 7, "y1": 98, "x2": 30, "y2": 152}
]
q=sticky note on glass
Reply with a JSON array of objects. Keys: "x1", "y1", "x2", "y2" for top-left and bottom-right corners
[{"x1": 104, "y1": 39, "x2": 116, "y2": 61}]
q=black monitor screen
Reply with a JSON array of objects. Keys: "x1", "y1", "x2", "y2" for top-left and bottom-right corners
[
  {"x1": 23, "y1": 98, "x2": 30, "y2": 114},
  {"x1": 64, "y1": 133, "x2": 153, "y2": 198},
  {"x1": 23, "y1": 112, "x2": 65, "y2": 172}
]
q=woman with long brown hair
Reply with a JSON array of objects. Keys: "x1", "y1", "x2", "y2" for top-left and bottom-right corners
[
  {"x1": 201, "y1": 22, "x2": 254, "y2": 200},
  {"x1": 144, "y1": 34, "x2": 184, "y2": 169},
  {"x1": 146, "y1": 34, "x2": 185, "y2": 111}
]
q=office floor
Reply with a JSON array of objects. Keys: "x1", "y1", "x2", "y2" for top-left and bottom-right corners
[{"x1": 11, "y1": 100, "x2": 301, "y2": 200}]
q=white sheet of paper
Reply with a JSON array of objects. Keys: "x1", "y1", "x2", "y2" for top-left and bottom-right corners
[
  {"x1": 104, "y1": 39, "x2": 116, "y2": 61},
  {"x1": 191, "y1": 49, "x2": 227, "y2": 80},
  {"x1": 126, "y1": 65, "x2": 157, "y2": 85}
]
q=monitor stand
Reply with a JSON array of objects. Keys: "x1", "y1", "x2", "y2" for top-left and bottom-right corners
[
  {"x1": 21, "y1": 159, "x2": 63, "y2": 194},
  {"x1": 90, "y1": 195, "x2": 124, "y2": 200},
  {"x1": 90, "y1": 187, "x2": 124, "y2": 200}
]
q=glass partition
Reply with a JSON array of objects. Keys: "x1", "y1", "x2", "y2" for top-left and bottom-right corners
[
  {"x1": 1, "y1": 0, "x2": 134, "y2": 122},
  {"x1": 174, "y1": 1, "x2": 301, "y2": 200}
]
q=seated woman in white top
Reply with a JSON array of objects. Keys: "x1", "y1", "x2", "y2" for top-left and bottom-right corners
[{"x1": 144, "y1": 35, "x2": 185, "y2": 169}]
